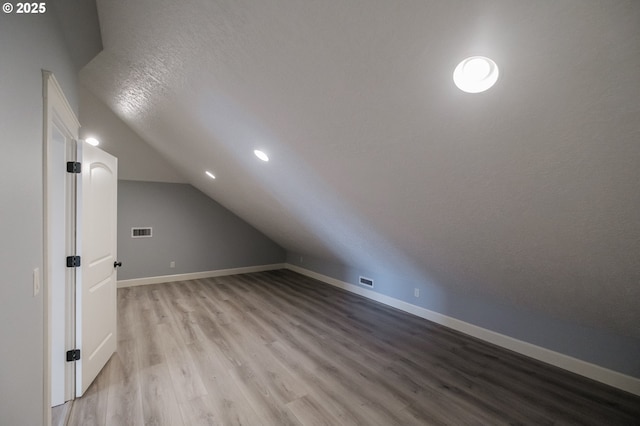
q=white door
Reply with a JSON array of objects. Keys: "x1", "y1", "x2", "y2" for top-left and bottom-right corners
[{"x1": 76, "y1": 142, "x2": 118, "y2": 396}]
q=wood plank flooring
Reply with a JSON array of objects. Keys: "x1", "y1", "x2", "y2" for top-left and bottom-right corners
[
  {"x1": 66, "y1": 270, "x2": 640, "y2": 425},
  {"x1": 52, "y1": 402, "x2": 71, "y2": 426}
]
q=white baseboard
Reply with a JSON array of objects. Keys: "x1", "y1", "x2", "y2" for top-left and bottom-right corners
[
  {"x1": 285, "y1": 263, "x2": 640, "y2": 397},
  {"x1": 117, "y1": 263, "x2": 285, "y2": 288}
]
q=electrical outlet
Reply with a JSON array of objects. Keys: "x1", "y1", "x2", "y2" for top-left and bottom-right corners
[
  {"x1": 170, "y1": 261, "x2": 175, "y2": 268},
  {"x1": 414, "y1": 288, "x2": 419, "y2": 298},
  {"x1": 33, "y1": 268, "x2": 40, "y2": 296}
]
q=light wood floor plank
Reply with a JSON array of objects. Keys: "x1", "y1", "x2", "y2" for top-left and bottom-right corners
[
  {"x1": 138, "y1": 363, "x2": 184, "y2": 426},
  {"x1": 66, "y1": 353, "x2": 111, "y2": 426},
  {"x1": 105, "y1": 338, "x2": 144, "y2": 426},
  {"x1": 66, "y1": 269, "x2": 640, "y2": 425},
  {"x1": 156, "y1": 322, "x2": 208, "y2": 404},
  {"x1": 51, "y1": 401, "x2": 71, "y2": 426},
  {"x1": 286, "y1": 394, "x2": 346, "y2": 426},
  {"x1": 188, "y1": 339, "x2": 264, "y2": 426}
]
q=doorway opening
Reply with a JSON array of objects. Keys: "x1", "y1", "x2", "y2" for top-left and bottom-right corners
[{"x1": 44, "y1": 71, "x2": 119, "y2": 426}]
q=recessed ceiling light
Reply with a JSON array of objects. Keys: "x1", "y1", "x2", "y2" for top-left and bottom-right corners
[
  {"x1": 254, "y1": 149, "x2": 269, "y2": 162},
  {"x1": 85, "y1": 137, "x2": 100, "y2": 146},
  {"x1": 453, "y1": 56, "x2": 499, "y2": 93},
  {"x1": 205, "y1": 171, "x2": 216, "y2": 179}
]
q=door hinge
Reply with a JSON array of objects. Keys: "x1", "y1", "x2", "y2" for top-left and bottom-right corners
[
  {"x1": 66, "y1": 349, "x2": 81, "y2": 362},
  {"x1": 66, "y1": 161, "x2": 81, "y2": 173},
  {"x1": 66, "y1": 256, "x2": 81, "y2": 267}
]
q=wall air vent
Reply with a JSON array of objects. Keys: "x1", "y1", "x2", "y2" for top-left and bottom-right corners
[
  {"x1": 359, "y1": 276, "x2": 374, "y2": 288},
  {"x1": 131, "y1": 227, "x2": 153, "y2": 238}
]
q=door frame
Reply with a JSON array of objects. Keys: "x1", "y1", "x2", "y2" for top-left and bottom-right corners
[{"x1": 43, "y1": 71, "x2": 80, "y2": 425}]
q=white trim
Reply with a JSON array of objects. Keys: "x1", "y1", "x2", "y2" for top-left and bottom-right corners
[
  {"x1": 285, "y1": 263, "x2": 640, "y2": 397},
  {"x1": 43, "y1": 71, "x2": 80, "y2": 426},
  {"x1": 42, "y1": 71, "x2": 80, "y2": 130},
  {"x1": 117, "y1": 263, "x2": 286, "y2": 288}
]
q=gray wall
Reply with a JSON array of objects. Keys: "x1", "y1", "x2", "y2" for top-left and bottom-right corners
[
  {"x1": 0, "y1": 10, "x2": 77, "y2": 426},
  {"x1": 118, "y1": 181, "x2": 286, "y2": 280},
  {"x1": 286, "y1": 252, "x2": 640, "y2": 379}
]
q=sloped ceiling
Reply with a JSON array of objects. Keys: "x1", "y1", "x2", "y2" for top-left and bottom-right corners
[
  {"x1": 80, "y1": 0, "x2": 640, "y2": 339},
  {"x1": 79, "y1": 86, "x2": 187, "y2": 183}
]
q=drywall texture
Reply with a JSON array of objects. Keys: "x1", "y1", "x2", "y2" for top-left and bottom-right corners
[
  {"x1": 287, "y1": 252, "x2": 640, "y2": 378},
  {"x1": 79, "y1": 86, "x2": 186, "y2": 183},
  {"x1": 117, "y1": 181, "x2": 285, "y2": 280},
  {"x1": 81, "y1": 1, "x2": 640, "y2": 346},
  {"x1": 0, "y1": 10, "x2": 78, "y2": 426}
]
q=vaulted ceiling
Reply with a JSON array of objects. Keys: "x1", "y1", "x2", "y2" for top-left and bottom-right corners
[{"x1": 80, "y1": 0, "x2": 640, "y2": 339}]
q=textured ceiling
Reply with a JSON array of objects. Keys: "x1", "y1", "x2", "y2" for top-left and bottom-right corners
[{"x1": 80, "y1": 0, "x2": 640, "y2": 339}]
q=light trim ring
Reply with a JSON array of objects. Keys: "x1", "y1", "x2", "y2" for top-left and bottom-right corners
[{"x1": 453, "y1": 56, "x2": 499, "y2": 93}]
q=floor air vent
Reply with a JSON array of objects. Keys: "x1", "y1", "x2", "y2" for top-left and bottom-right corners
[
  {"x1": 131, "y1": 227, "x2": 153, "y2": 238},
  {"x1": 359, "y1": 276, "x2": 374, "y2": 288}
]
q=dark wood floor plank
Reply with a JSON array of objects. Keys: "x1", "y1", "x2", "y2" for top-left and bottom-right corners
[{"x1": 66, "y1": 269, "x2": 640, "y2": 425}]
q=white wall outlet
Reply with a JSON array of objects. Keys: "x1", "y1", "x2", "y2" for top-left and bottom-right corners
[
  {"x1": 414, "y1": 288, "x2": 419, "y2": 298},
  {"x1": 170, "y1": 261, "x2": 175, "y2": 268},
  {"x1": 33, "y1": 268, "x2": 40, "y2": 296}
]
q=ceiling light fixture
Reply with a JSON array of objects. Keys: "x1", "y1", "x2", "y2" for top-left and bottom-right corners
[
  {"x1": 85, "y1": 137, "x2": 100, "y2": 146},
  {"x1": 254, "y1": 149, "x2": 269, "y2": 162},
  {"x1": 453, "y1": 56, "x2": 499, "y2": 93},
  {"x1": 205, "y1": 171, "x2": 216, "y2": 179}
]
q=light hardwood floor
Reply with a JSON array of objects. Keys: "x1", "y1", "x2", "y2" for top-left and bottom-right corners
[
  {"x1": 65, "y1": 270, "x2": 640, "y2": 425},
  {"x1": 52, "y1": 401, "x2": 71, "y2": 426}
]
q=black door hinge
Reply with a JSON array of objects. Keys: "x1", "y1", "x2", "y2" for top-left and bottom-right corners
[
  {"x1": 66, "y1": 349, "x2": 81, "y2": 362},
  {"x1": 66, "y1": 256, "x2": 81, "y2": 267},
  {"x1": 66, "y1": 161, "x2": 81, "y2": 173}
]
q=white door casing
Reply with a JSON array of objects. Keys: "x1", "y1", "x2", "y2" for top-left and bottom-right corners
[
  {"x1": 48, "y1": 125, "x2": 76, "y2": 406},
  {"x1": 43, "y1": 71, "x2": 80, "y2": 414},
  {"x1": 76, "y1": 141, "x2": 118, "y2": 396}
]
